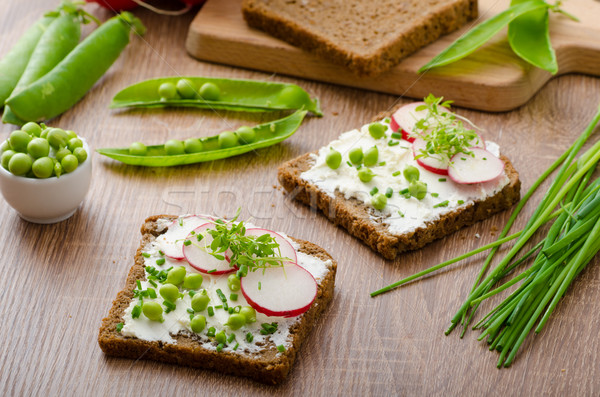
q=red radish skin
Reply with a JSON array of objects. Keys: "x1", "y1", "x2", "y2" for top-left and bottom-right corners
[
  {"x1": 412, "y1": 137, "x2": 450, "y2": 175},
  {"x1": 183, "y1": 223, "x2": 235, "y2": 275},
  {"x1": 241, "y1": 265, "x2": 317, "y2": 317},
  {"x1": 448, "y1": 148, "x2": 505, "y2": 184},
  {"x1": 244, "y1": 228, "x2": 298, "y2": 266},
  {"x1": 157, "y1": 216, "x2": 213, "y2": 260}
]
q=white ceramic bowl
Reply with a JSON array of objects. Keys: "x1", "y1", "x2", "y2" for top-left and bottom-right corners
[{"x1": 0, "y1": 141, "x2": 92, "y2": 224}]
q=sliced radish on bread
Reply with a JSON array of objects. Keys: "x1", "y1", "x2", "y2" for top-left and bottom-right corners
[
  {"x1": 448, "y1": 148, "x2": 505, "y2": 184},
  {"x1": 412, "y1": 137, "x2": 450, "y2": 175},
  {"x1": 183, "y1": 223, "x2": 235, "y2": 275},
  {"x1": 391, "y1": 102, "x2": 427, "y2": 142},
  {"x1": 156, "y1": 215, "x2": 213, "y2": 259},
  {"x1": 241, "y1": 264, "x2": 317, "y2": 317},
  {"x1": 245, "y1": 228, "x2": 298, "y2": 266}
]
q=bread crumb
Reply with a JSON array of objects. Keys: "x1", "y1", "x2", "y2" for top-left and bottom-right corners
[
  {"x1": 562, "y1": 369, "x2": 566, "y2": 372},
  {"x1": 332, "y1": 112, "x2": 339, "y2": 116},
  {"x1": 491, "y1": 226, "x2": 498, "y2": 232},
  {"x1": 273, "y1": 185, "x2": 277, "y2": 189}
]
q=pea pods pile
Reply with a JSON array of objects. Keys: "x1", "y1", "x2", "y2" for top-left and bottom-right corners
[
  {"x1": 0, "y1": 2, "x2": 145, "y2": 125},
  {"x1": 97, "y1": 110, "x2": 307, "y2": 167},
  {"x1": 110, "y1": 77, "x2": 323, "y2": 116}
]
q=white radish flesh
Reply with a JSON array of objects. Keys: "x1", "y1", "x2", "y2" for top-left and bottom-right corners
[
  {"x1": 448, "y1": 148, "x2": 505, "y2": 184},
  {"x1": 245, "y1": 228, "x2": 298, "y2": 266},
  {"x1": 241, "y1": 264, "x2": 317, "y2": 317},
  {"x1": 391, "y1": 102, "x2": 427, "y2": 142},
  {"x1": 183, "y1": 223, "x2": 235, "y2": 275},
  {"x1": 156, "y1": 215, "x2": 213, "y2": 259},
  {"x1": 412, "y1": 137, "x2": 450, "y2": 175}
]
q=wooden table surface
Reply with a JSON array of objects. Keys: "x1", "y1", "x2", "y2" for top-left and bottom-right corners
[{"x1": 2, "y1": 1, "x2": 600, "y2": 395}]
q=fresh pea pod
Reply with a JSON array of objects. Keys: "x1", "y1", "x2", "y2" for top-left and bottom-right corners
[
  {"x1": 507, "y1": 0, "x2": 557, "y2": 74},
  {"x1": 418, "y1": 0, "x2": 549, "y2": 72},
  {"x1": 110, "y1": 77, "x2": 323, "y2": 116},
  {"x1": 6, "y1": 12, "x2": 145, "y2": 122},
  {"x1": 3, "y1": 13, "x2": 82, "y2": 125},
  {"x1": 0, "y1": 15, "x2": 56, "y2": 104},
  {"x1": 97, "y1": 110, "x2": 307, "y2": 167}
]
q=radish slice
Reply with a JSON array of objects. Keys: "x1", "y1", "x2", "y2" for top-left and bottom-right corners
[
  {"x1": 241, "y1": 265, "x2": 317, "y2": 317},
  {"x1": 448, "y1": 148, "x2": 505, "y2": 184},
  {"x1": 391, "y1": 102, "x2": 426, "y2": 142},
  {"x1": 412, "y1": 137, "x2": 450, "y2": 175},
  {"x1": 183, "y1": 223, "x2": 235, "y2": 275},
  {"x1": 156, "y1": 216, "x2": 213, "y2": 260},
  {"x1": 245, "y1": 228, "x2": 298, "y2": 266}
]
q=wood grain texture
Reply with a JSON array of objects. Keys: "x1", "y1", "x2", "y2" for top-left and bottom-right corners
[
  {"x1": 186, "y1": 0, "x2": 600, "y2": 112},
  {"x1": 1, "y1": 0, "x2": 600, "y2": 395}
]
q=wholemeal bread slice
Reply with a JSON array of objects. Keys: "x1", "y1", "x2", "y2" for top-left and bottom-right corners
[
  {"x1": 98, "y1": 215, "x2": 337, "y2": 384},
  {"x1": 241, "y1": 0, "x2": 478, "y2": 76},
  {"x1": 277, "y1": 108, "x2": 521, "y2": 260}
]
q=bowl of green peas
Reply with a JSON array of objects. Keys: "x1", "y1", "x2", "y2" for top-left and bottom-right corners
[{"x1": 0, "y1": 122, "x2": 91, "y2": 224}]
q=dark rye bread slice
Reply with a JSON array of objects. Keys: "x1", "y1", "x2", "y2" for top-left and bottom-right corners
[
  {"x1": 98, "y1": 215, "x2": 337, "y2": 385},
  {"x1": 241, "y1": 0, "x2": 478, "y2": 76},
  {"x1": 277, "y1": 110, "x2": 521, "y2": 259}
]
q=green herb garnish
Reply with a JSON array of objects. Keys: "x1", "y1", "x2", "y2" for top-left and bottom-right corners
[{"x1": 116, "y1": 322, "x2": 124, "y2": 332}]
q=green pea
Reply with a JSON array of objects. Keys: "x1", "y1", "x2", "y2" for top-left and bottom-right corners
[
  {"x1": 61, "y1": 154, "x2": 78, "y2": 173},
  {"x1": 348, "y1": 147, "x2": 363, "y2": 165},
  {"x1": 159, "y1": 283, "x2": 180, "y2": 303},
  {"x1": 239, "y1": 306, "x2": 256, "y2": 323},
  {"x1": 236, "y1": 126, "x2": 256, "y2": 145},
  {"x1": 8, "y1": 153, "x2": 32, "y2": 176},
  {"x1": 9, "y1": 130, "x2": 31, "y2": 153},
  {"x1": 22, "y1": 122, "x2": 42, "y2": 137},
  {"x1": 65, "y1": 130, "x2": 78, "y2": 140},
  {"x1": 164, "y1": 139, "x2": 185, "y2": 155},
  {"x1": 184, "y1": 138, "x2": 203, "y2": 154},
  {"x1": 53, "y1": 160, "x2": 63, "y2": 177},
  {"x1": 47, "y1": 128, "x2": 68, "y2": 149},
  {"x1": 409, "y1": 181, "x2": 428, "y2": 200},
  {"x1": 67, "y1": 138, "x2": 83, "y2": 152},
  {"x1": 55, "y1": 148, "x2": 72, "y2": 162},
  {"x1": 226, "y1": 313, "x2": 246, "y2": 330},
  {"x1": 129, "y1": 142, "x2": 147, "y2": 156},
  {"x1": 218, "y1": 131, "x2": 238, "y2": 149},
  {"x1": 227, "y1": 274, "x2": 241, "y2": 292},
  {"x1": 358, "y1": 168, "x2": 375, "y2": 183},
  {"x1": 176, "y1": 79, "x2": 196, "y2": 99},
  {"x1": 368, "y1": 122, "x2": 386, "y2": 139},
  {"x1": 166, "y1": 266, "x2": 186, "y2": 285},
  {"x1": 40, "y1": 128, "x2": 50, "y2": 139},
  {"x1": 0, "y1": 141, "x2": 10, "y2": 153},
  {"x1": 326, "y1": 148, "x2": 342, "y2": 169},
  {"x1": 363, "y1": 146, "x2": 379, "y2": 167},
  {"x1": 371, "y1": 193, "x2": 387, "y2": 210},
  {"x1": 1, "y1": 150, "x2": 16, "y2": 170},
  {"x1": 215, "y1": 330, "x2": 227, "y2": 344},
  {"x1": 277, "y1": 85, "x2": 310, "y2": 108},
  {"x1": 73, "y1": 147, "x2": 88, "y2": 164},
  {"x1": 191, "y1": 292, "x2": 210, "y2": 312},
  {"x1": 183, "y1": 273, "x2": 203, "y2": 290},
  {"x1": 27, "y1": 138, "x2": 50, "y2": 159},
  {"x1": 403, "y1": 166, "x2": 420, "y2": 182},
  {"x1": 158, "y1": 82, "x2": 177, "y2": 99},
  {"x1": 32, "y1": 157, "x2": 54, "y2": 179},
  {"x1": 142, "y1": 301, "x2": 164, "y2": 322},
  {"x1": 199, "y1": 82, "x2": 220, "y2": 101},
  {"x1": 190, "y1": 314, "x2": 206, "y2": 333}
]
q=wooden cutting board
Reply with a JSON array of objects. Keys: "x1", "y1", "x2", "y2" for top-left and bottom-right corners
[{"x1": 186, "y1": 0, "x2": 600, "y2": 112}]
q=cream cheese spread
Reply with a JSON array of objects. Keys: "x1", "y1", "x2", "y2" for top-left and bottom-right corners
[
  {"x1": 300, "y1": 119, "x2": 510, "y2": 235},
  {"x1": 121, "y1": 216, "x2": 332, "y2": 354}
]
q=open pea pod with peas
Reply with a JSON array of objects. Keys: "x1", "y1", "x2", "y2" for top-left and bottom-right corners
[
  {"x1": 97, "y1": 109, "x2": 307, "y2": 167},
  {"x1": 110, "y1": 77, "x2": 323, "y2": 116}
]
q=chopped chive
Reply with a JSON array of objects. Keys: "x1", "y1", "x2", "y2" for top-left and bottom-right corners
[
  {"x1": 388, "y1": 140, "x2": 400, "y2": 146},
  {"x1": 277, "y1": 345, "x2": 286, "y2": 352},
  {"x1": 370, "y1": 187, "x2": 379, "y2": 196},
  {"x1": 207, "y1": 327, "x2": 216, "y2": 337},
  {"x1": 230, "y1": 293, "x2": 238, "y2": 301},
  {"x1": 438, "y1": 178, "x2": 447, "y2": 182},
  {"x1": 457, "y1": 200, "x2": 465, "y2": 205},
  {"x1": 258, "y1": 282, "x2": 261, "y2": 290},
  {"x1": 400, "y1": 188, "x2": 409, "y2": 195},
  {"x1": 216, "y1": 289, "x2": 227, "y2": 303},
  {"x1": 385, "y1": 187, "x2": 393, "y2": 198},
  {"x1": 431, "y1": 193, "x2": 439, "y2": 198},
  {"x1": 227, "y1": 333, "x2": 236, "y2": 343},
  {"x1": 460, "y1": 157, "x2": 466, "y2": 161},
  {"x1": 187, "y1": 308, "x2": 194, "y2": 314},
  {"x1": 216, "y1": 343, "x2": 224, "y2": 352},
  {"x1": 214, "y1": 305, "x2": 223, "y2": 309},
  {"x1": 208, "y1": 306, "x2": 215, "y2": 316},
  {"x1": 178, "y1": 218, "x2": 184, "y2": 226},
  {"x1": 398, "y1": 211, "x2": 404, "y2": 218},
  {"x1": 228, "y1": 307, "x2": 234, "y2": 314},
  {"x1": 148, "y1": 279, "x2": 157, "y2": 288},
  {"x1": 246, "y1": 332, "x2": 254, "y2": 343},
  {"x1": 483, "y1": 157, "x2": 487, "y2": 160},
  {"x1": 233, "y1": 343, "x2": 239, "y2": 351},
  {"x1": 378, "y1": 161, "x2": 386, "y2": 166},
  {"x1": 391, "y1": 132, "x2": 402, "y2": 139},
  {"x1": 183, "y1": 239, "x2": 191, "y2": 246},
  {"x1": 392, "y1": 171, "x2": 401, "y2": 177},
  {"x1": 207, "y1": 269, "x2": 217, "y2": 274},
  {"x1": 136, "y1": 280, "x2": 142, "y2": 290},
  {"x1": 131, "y1": 305, "x2": 142, "y2": 319},
  {"x1": 346, "y1": 161, "x2": 353, "y2": 167},
  {"x1": 163, "y1": 300, "x2": 176, "y2": 311},
  {"x1": 158, "y1": 250, "x2": 164, "y2": 256},
  {"x1": 116, "y1": 322, "x2": 124, "y2": 332},
  {"x1": 384, "y1": 117, "x2": 391, "y2": 123},
  {"x1": 189, "y1": 290, "x2": 196, "y2": 297},
  {"x1": 433, "y1": 200, "x2": 450, "y2": 208},
  {"x1": 142, "y1": 252, "x2": 151, "y2": 258},
  {"x1": 223, "y1": 302, "x2": 229, "y2": 311},
  {"x1": 147, "y1": 288, "x2": 157, "y2": 299},
  {"x1": 156, "y1": 258, "x2": 165, "y2": 266}
]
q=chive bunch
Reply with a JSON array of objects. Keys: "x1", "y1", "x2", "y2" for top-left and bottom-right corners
[{"x1": 372, "y1": 103, "x2": 600, "y2": 367}]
